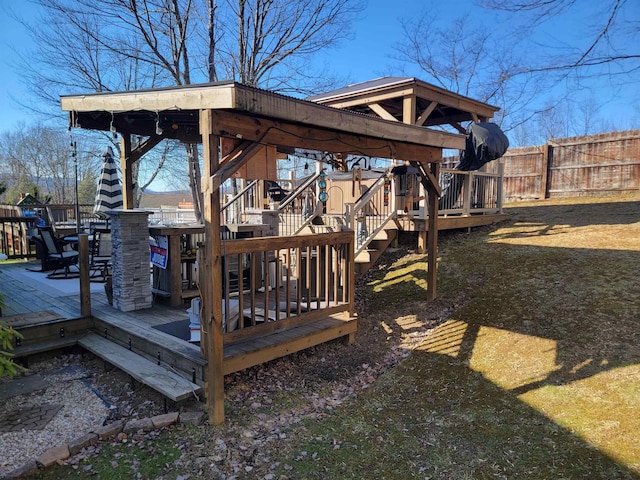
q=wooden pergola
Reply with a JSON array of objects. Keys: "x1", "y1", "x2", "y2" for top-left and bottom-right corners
[{"x1": 61, "y1": 80, "x2": 488, "y2": 423}]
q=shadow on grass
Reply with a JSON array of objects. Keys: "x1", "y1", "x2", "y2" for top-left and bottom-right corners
[
  {"x1": 354, "y1": 196, "x2": 640, "y2": 476},
  {"x1": 279, "y1": 351, "x2": 638, "y2": 479}
]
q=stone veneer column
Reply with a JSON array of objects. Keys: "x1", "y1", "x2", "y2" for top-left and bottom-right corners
[
  {"x1": 107, "y1": 209, "x2": 152, "y2": 312},
  {"x1": 243, "y1": 209, "x2": 278, "y2": 236}
]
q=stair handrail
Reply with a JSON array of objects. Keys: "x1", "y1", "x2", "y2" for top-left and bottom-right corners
[
  {"x1": 278, "y1": 170, "x2": 324, "y2": 210},
  {"x1": 277, "y1": 170, "x2": 326, "y2": 235},
  {"x1": 221, "y1": 179, "x2": 260, "y2": 213},
  {"x1": 346, "y1": 168, "x2": 397, "y2": 257}
]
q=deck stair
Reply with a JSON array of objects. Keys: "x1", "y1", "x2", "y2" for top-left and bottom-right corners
[
  {"x1": 354, "y1": 228, "x2": 398, "y2": 277},
  {"x1": 79, "y1": 333, "x2": 202, "y2": 403},
  {"x1": 90, "y1": 309, "x2": 207, "y2": 388},
  {"x1": 11, "y1": 316, "x2": 93, "y2": 361}
]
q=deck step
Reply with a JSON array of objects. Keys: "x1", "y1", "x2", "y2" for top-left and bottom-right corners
[
  {"x1": 78, "y1": 333, "x2": 202, "y2": 402},
  {"x1": 13, "y1": 334, "x2": 84, "y2": 358}
]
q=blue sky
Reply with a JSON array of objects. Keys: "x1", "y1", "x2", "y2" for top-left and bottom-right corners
[{"x1": 0, "y1": 0, "x2": 638, "y2": 138}]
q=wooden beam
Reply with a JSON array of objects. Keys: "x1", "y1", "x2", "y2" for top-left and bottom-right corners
[
  {"x1": 471, "y1": 113, "x2": 480, "y2": 123},
  {"x1": 323, "y1": 88, "x2": 416, "y2": 109},
  {"x1": 368, "y1": 102, "x2": 398, "y2": 122},
  {"x1": 208, "y1": 110, "x2": 463, "y2": 160},
  {"x1": 200, "y1": 109, "x2": 225, "y2": 425},
  {"x1": 413, "y1": 83, "x2": 498, "y2": 120},
  {"x1": 119, "y1": 134, "x2": 164, "y2": 209},
  {"x1": 129, "y1": 134, "x2": 164, "y2": 162},
  {"x1": 427, "y1": 162, "x2": 440, "y2": 301},
  {"x1": 410, "y1": 157, "x2": 443, "y2": 198},
  {"x1": 209, "y1": 140, "x2": 264, "y2": 191},
  {"x1": 403, "y1": 95, "x2": 417, "y2": 124},
  {"x1": 416, "y1": 101, "x2": 438, "y2": 126},
  {"x1": 449, "y1": 122, "x2": 467, "y2": 134}
]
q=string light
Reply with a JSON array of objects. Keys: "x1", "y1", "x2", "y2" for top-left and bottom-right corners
[{"x1": 155, "y1": 111, "x2": 163, "y2": 135}]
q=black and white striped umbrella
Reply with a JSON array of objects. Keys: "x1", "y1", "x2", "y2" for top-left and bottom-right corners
[{"x1": 93, "y1": 146, "x2": 123, "y2": 213}]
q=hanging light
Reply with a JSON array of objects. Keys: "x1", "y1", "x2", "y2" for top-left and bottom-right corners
[{"x1": 155, "y1": 111, "x2": 163, "y2": 135}]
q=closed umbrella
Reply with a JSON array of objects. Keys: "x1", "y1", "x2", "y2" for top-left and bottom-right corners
[{"x1": 93, "y1": 146, "x2": 123, "y2": 213}]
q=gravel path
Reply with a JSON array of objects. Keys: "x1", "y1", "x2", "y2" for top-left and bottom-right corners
[
  {"x1": 0, "y1": 351, "x2": 177, "y2": 477},
  {"x1": 0, "y1": 358, "x2": 110, "y2": 476}
]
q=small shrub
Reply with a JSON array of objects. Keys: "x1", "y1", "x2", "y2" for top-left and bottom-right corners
[{"x1": 0, "y1": 294, "x2": 25, "y2": 379}]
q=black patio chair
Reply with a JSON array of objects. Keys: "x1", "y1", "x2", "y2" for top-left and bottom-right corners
[
  {"x1": 37, "y1": 226, "x2": 79, "y2": 279},
  {"x1": 89, "y1": 228, "x2": 112, "y2": 282}
]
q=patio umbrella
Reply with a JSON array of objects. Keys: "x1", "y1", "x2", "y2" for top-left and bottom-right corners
[{"x1": 93, "y1": 146, "x2": 123, "y2": 213}]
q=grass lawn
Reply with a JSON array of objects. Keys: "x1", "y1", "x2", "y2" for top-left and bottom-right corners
[
  {"x1": 30, "y1": 193, "x2": 640, "y2": 479},
  {"x1": 267, "y1": 193, "x2": 640, "y2": 479}
]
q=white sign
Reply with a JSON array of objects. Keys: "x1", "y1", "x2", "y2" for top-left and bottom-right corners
[{"x1": 150, "y1": 235, "x2": 168, "y2": 269}]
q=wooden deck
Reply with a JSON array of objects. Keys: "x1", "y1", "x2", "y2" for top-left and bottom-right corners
[{"x1": 0, "y1": 260, "x2": 355, "y2": 398}]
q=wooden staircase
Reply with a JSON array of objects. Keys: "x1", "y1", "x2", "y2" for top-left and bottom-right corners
[{"x1": 354, "y1": 227, "x2": 398, "y2": 278}]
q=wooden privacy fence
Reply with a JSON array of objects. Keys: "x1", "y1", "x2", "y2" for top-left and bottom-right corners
[{"x1": 490, "y1": 130, "x2": 640, "y2": 200}]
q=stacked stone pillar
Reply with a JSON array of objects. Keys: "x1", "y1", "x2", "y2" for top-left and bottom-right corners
[
  {"x1": 244, "y1": 209, "x2": 278, "y2": 236},
  {"x1": 107, "y1": 210, "x2": 152, "y2": 312}
]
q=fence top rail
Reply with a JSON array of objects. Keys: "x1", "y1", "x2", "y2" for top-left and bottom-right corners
[
  {"x1": 0, "y1": 216, "x2": 41, "y2": 222},
  {"x1": 440, "y1": 169, "x2": 502, "y2": 178},
  {"x1": 222, "y1": 231, "x2": 353, "y2": 255}
]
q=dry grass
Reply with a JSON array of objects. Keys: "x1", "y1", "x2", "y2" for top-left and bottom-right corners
[
  {"x1": 32, "y1": 192, "x2": 640, "y2": 479},
  {"x1": 265, "y1": 192, "x2": 640, "y2": 479}
]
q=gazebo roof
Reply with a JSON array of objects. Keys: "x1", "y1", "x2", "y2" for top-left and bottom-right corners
[
  {"x1": 60, "y1": 81, "x2": 468, "y2": 156},
  {"x1": 307, "y1": 76, "x2": 499, "y2": 127}
]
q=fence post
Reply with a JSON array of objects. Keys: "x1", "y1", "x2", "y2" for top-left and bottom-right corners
[
  {"x1": 497, "y1": 163, "x2": 504, "y2": 213},
  {"x1": 542, "y1": 143, "x2": 553, "y2": 199}
]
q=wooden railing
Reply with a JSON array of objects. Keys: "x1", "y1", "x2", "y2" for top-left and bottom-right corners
[
  {"x1": 219, "y1": 231, "x2": 355, "y2": 343},
  {"x1": 277, "y1": 171, "x2": 324, "y2": 236},
  {"x1": 220, "y1": 179, "x2": 260, "y2": 224},
  {"x1": 345, "y1": 169, "x2": 396, "y2": 256},
  {"x1": 438, "y1": 167, "x2": 504, "y2": 215},
  {"x1": 0, "y1": 217, "x2": 38, "y2": 259}
]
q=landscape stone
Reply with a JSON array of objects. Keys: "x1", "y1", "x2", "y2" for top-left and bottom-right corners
[
  {"x1": 179, "y1": 410, "x2": 205, "y2": 426},
  {"x1": 123, "y1": 417, "x2": 154, "y2": 433},
  {"x1": 151, "y1": 411, "x2": 179, "y2": 429},
  {"x1": 4, "y1": 460, "x2": 39, "y2": 479},
  {"x1": 93, "y1": 420, "x2": 124, "y2": 440},
  {"x1": 68, "y1": 432, "x2": 99, "y2": 456},
  {"x1": 36, "y1": 444, "x2": 70, "y2": 468}
]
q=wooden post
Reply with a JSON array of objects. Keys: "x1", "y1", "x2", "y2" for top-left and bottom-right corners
[
  {"x1": 78, "y1": 233, "x2": 91, "y2": 317},
  {"x1": 200, "y1": 109, "x2": 225, "y2": 425},
  {"x1": 167, "y1": 234, "x2": 182, "y2": 307},
  {"x1": 120, "y1": 134, "x2": 134, "y2": 209},
  {"x1": 542, "y1": 143, "x2": 553, "y2": 199},
  {"x1": 497, "y1": 163, "x2": 504, "y2": 214},
  {"x1": 462, "y1": 172, "x2": 472, "y2": 216},
  {"x1": 427, "y1": 162, "x2": 440, "y2": 301},
  {"x1": 417, "y1": 230, "x2": 427, "y2": 254},
  {"x1": 402, "y1": 94, "x2": 417, "y2": 124}
]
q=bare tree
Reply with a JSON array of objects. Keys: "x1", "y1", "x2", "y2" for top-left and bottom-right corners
[
  {"x1": 18, "y1": 0, "x2": 363, "y2": 219},
  {"x1": 395, "y1": 1, "x2": 639, "y2": 146},
  {"x1": 394, "y1": 11, "x2": 552, "y2": 135},
  {"x1": 481, "y1": 0, "x2": 639, "y2": 73},
  {"x1": 0, "y1": 124, "x2": 100, "y2": 204}
]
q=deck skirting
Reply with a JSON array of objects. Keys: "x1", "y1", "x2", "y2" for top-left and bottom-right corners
[{"x1": 222, "y1": 314, "x2": 357, "y2": 375}]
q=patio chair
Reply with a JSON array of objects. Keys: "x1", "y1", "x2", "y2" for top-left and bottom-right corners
[
  {"x1": 89, "y1": 228, "x2": 112, "y2": 282},
  {"x1": 37, "y1": 226, "x2": 79, "y2": 279}
]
